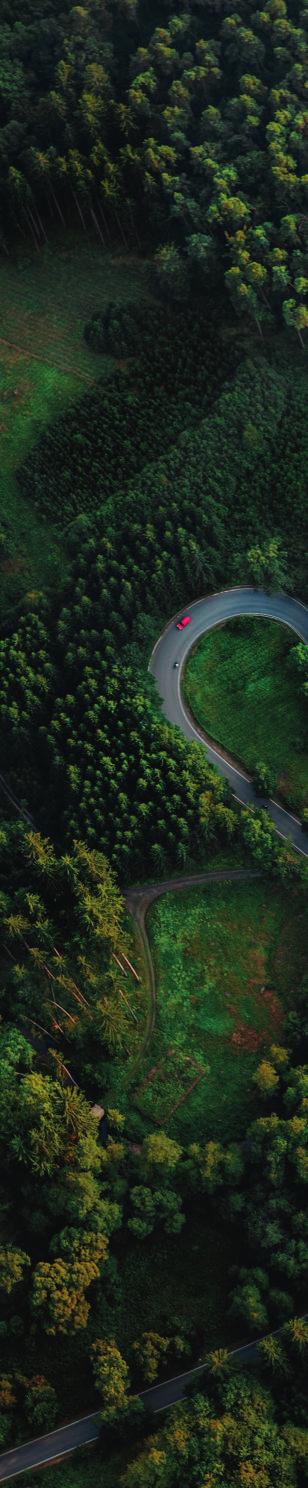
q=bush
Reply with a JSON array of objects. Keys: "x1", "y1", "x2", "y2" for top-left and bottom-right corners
[{"x1": 253, "y1": 762, "x2": 276, "y2": 799}]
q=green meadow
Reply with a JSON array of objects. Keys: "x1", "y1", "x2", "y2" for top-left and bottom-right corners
[
  {"x1": 0, "y1": 234, "x2": 150, "y2": 613},
  {"x1": 184, "y1": 617, "x2": 308, "y2": 815},
  {"x1": 141, "y1": 879, "x2": 307, "y2": 1143}
]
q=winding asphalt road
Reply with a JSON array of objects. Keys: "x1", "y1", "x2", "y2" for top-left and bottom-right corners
[
  {"x1": 150, "y1": 586, "x2": 308, "y2": 857},
  {"x1": 0, "y1": 1324, "x2": 300, "y2": 1482}
]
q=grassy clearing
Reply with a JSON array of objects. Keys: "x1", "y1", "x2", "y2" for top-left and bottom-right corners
[
  {"x1": 0, "y1": 353, "x2": 74, "y2": 613},
  {"x1": 183, "y1": 617, "x2": 308, "y2": 814},
  {"x1": 142, "y1": 880, "x2": 307, "y2": 1144},
  {"x1": 0, "y1": 233, "x2": 149, "y2": 384},
  {"x1": 0, "y1": 233, "x2": 150, "y2": 612}
]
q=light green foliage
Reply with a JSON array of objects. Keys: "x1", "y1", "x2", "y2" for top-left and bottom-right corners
[
  {"x1": 132, "y1": 1331, "x2": 178, "y2": 1384},
  {"x1": 121, "y1": 1375, "x2": 296, "y2": 1487},
  {"x1": 188, "y1": 1138, "x2": 244, "y2": 1193},
  {"x1": 257, "y1": 1334, "x2": 289, "y2": 1374},
  {"x1": 0, "y1": 820, "x2": 139, "y2": 1059},
  {"x1": 230, "y1": 1267, "x2": 270, "y2": 1331},
  {"x1": 32, "y1": 1233, "x2": 108, "y2": 1334},
  {"x1": 0, "y1": 1066, "x2": 97, "y2": 1178},
  {"x1": 253, "y1": 761, "x2": 276, "y2": 799},
  {"x1": 91, "y1": 1339, "x2": 131, "y2": 1423},
  {"x1": 0, "y1": 613, "x2": 54, "y2": 747},
  {"x1": 141, "y1": 1132, "x2": 182, "y2": 1175},
  {"x1": 253, "y1": 1060, "x2": 280, "y2": 1099},
  {"x1": 0, "y1": 1248, "x2": 30, "y2": 1295},
  {"x1": 284, "y1": 1317, "x2": 308, "y2": 1353},
  {"x1": 247, "y1": 538, "x2": 291, "y2": 590},
  {"x1": 128, "y1": 1185, "x2": 184, "y2": 1239},
  {"x1": 205, "y1": 1347, "x2": 230, "y2": 1376}
]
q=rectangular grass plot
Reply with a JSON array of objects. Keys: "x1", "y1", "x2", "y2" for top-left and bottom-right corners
[{"x1": 133, "y1": 1048, "x2": 207, "y2": 1125}]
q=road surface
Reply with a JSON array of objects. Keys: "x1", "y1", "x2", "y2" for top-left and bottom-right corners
[
  {"x1": 0, "y1": 1326, "x2": 296, "y2": 1482},
  {"x1": 150, "y1": 586, "x2": 308, "y2": 857}
]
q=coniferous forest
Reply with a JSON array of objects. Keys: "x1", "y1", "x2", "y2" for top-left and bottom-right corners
[{"x1": 0, "y1": 0, "x2": 307, "y2": 1483}]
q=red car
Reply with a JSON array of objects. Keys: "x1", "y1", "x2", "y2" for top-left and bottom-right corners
[{"x1": 176, "y1": 615, "x2": 192, "y2": 631}]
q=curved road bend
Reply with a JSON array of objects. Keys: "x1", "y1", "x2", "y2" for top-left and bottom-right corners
[
  {"x1": 126, "y1": 866, "x2": 261, "y2": 918},
  {"x1": 150, "y1": 587, "x2": 308, "y2": 858},
  {"x1": 0, "y1": 1321, "x2": 306, "y2": 1482}
]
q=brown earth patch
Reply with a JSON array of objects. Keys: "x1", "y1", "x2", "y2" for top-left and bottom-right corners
[
  {"x1": 183, "y1": 937, "x2": 202, "y2": 961},
  {"x1": 273, "y1": 901, "x2": 306, "y2": 985},
  {"x1": 259, "y1": 987, "x2": 283, "y2": 1033},
  {"x1": 2, "y1": 556, "x2": 26, "y2": 575},
  {"x1": 230, "y1": 1025, "x2": 263, "y2": 1053}
]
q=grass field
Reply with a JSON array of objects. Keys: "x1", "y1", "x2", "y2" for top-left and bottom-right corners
[
  {"x1": 183, "y1": 617, "x2": 308, "y2": 814},
  {"x1": 142, "y1": 879, "x2": 307, "y2": 1144},
  {"x1": 0, "y1": 232, "x2": 150, "y2": 613}
]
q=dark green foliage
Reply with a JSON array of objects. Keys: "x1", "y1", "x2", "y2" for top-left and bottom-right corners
[
  {"x1": 0, "y1": 18, "x2": 307, "y2": 1452},
  {"x1": 253, "y1": 762, "x2": 277, "y2": 799},
  {"x1": 46, "y1": 660, "x2": 232, "y2": 874},
  {"x1": 11, "y1": 350, "x2": 307, "y2": 872},
  {"x1": 0, "y1": 611, "x2": 54, "y2": 753},
  {"x1": 18, "y1": 304, "x2": 240, "y2": 529},
  {"x1": 1, "y1": 0, "x2": 308, "y2": 335},
  {"x1": 229, "y1": 1060, "x2": 308, "y2": 1308},
  {"x1": 18, "y1": 350, "x2": 308, "y2": 584},
  {"x1": 84, "y1": 303, "x2": 146, "y2": 357}
]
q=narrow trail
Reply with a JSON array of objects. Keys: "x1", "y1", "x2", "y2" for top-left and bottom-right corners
[{"x1": 0, "y1": 335, "x2": 94, "y2": 382}]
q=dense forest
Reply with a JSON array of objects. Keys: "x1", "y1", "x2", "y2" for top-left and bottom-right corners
[
  {"x1": 3, "y1": 318, "x2": 306, "y2": 869},
  {"x1": 0, "y1": 0, "x2": 307, "y2": 1480},
  {"x1": 1, "y1": 0, "x2": 308, "y2": 339}
]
